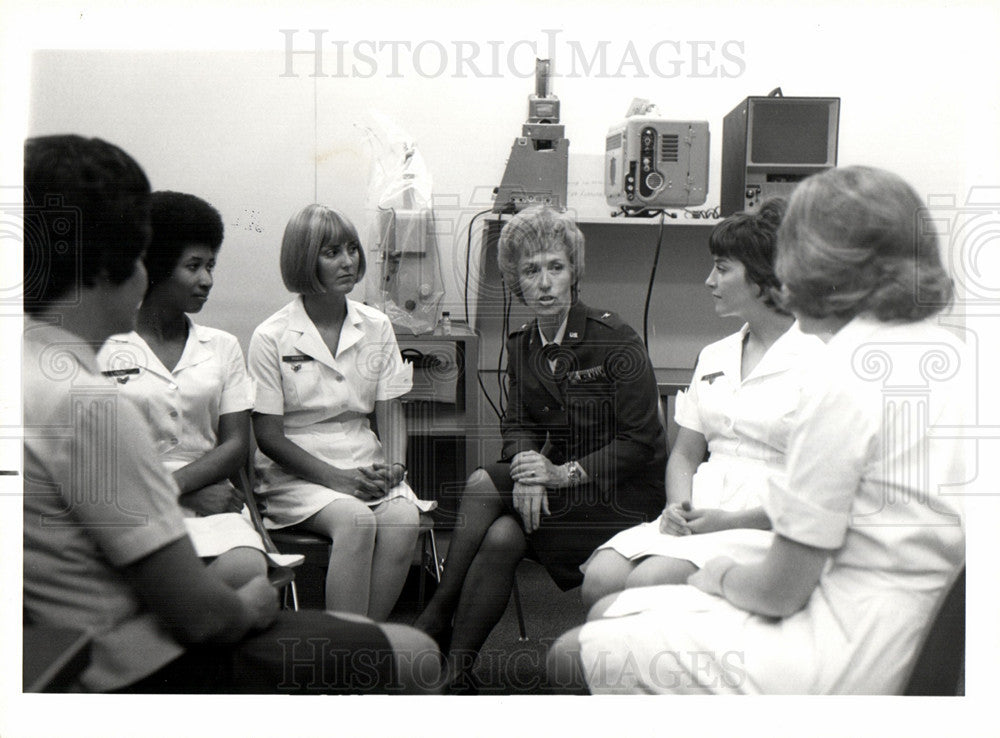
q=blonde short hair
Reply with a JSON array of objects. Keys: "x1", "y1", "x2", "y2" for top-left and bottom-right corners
[
  {"x1": 497, "y1": 206, "x2": 585, "y2": 303},
  {"x1": 280, "y1": 204, "x2": 366, "y2": 294},
  {"x1": 776, "y1": 166, "x2": 953, "y2": 322}
]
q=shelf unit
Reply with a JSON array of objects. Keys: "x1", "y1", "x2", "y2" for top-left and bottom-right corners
[{"x1": 396, "y1": 328, "x2": 481, "y2": 527}]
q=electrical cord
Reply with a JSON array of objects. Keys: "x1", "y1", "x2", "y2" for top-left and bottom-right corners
[
  {"x1": 463, "y1": 208, "x2": 504, "y2": 421},
  {"x1": 641, "y1": 211, "x2": 668, "y2": 350}
]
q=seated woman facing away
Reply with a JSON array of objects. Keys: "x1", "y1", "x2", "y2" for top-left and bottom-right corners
[
  {"x1": 248, "y1": 204, "x2": 434, "y2": 619},
  {"x1": 580, "y1": 199, "x2": 823, "y2": 608},
  {"x1": 413, "y1": 205, "x2": 667, "y2": 691},
  {"x1": 548, "y1": 166, "x2": 967, "y2": 695},
  {"x1": 98, "y1": 191, "x2": 297, "y2": 588}
]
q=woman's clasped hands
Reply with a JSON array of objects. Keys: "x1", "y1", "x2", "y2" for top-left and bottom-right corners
[
  {"x1": 510, "y1": 450, "x2": 561, "y2": 533},
  {"x1": 344, "y1": 462, "x2": 406, "y2": 502},
  {"x1": 659, "y1": 501, "x2": 736, "y2": 536}
]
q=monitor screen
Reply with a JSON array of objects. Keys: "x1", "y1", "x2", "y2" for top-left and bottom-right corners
[{"x1": 749, "y1": 99, "x2": 834, "y2": 165}]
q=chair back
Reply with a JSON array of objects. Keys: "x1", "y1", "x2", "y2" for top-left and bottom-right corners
[{"x1": 901, "y1": 565, "x2": 965, "y2": 695}]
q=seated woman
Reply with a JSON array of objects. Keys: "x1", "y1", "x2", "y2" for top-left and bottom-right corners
[
  {"x1": 98, "y1": 190, "x2": 288, "y2": 588},
  {"x1": 548, "y1": 166, "x2": 967, "y2": 694},
  {"x1": 248, "y1": 204, "x2": 432, "y2": 619},
  {"x1": 413, "y1": 205, "x2": 666, "y2": 688},
  {"x1": 580, "y1": 199, "x2": 822, "y2": 608},
  {"x1": 25, "y1": 135, "x2": 438, "y2": 695}
]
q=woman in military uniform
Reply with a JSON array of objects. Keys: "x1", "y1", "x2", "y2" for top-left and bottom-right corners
[{"x1": 414, "y1": 205, "x2": 666, "y2": 689}]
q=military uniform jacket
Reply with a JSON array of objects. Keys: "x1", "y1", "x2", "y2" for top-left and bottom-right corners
[{"x1": 501, "y1": 302, "x2": 666, "y2": 515}]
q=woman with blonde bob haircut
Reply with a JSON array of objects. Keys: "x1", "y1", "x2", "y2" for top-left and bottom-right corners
[
  {"x1": 549, "y1": 166, "x2": 966, "y2": 695},
  {"x1": 280, "y1": 205, "x2": 368, "y2": 294},
  {"x1": 248, "y1": 204, "x2": 433, "y2": 618}
]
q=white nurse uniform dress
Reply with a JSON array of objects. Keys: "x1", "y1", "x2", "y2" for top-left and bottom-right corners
[
  {"x1": 247, "y1": 296, "x2": 434, "y2": 528},
  {"x1": 578, "y1": 317, "x2": 967, "y2": 694},
  {"x1": 585, "y1": 322, "x2": 821, "y2": 570},
  {"x1": 98, "y1": 320, "x2": 295, "y2": 563}
]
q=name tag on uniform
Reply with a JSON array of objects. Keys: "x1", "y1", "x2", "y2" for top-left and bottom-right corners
[
  {"x1": 282, "y1": 354, "x2": 314, "y2": 372},
  {"x1": 101, "y1": 367, "x2": 140, "y2": 384},
  {"x1": 701, "y1": 371, "x2": 724, "y2": 385},
  {"x1": 567, "y1": 365, "x2": 607, "y2": 384}
]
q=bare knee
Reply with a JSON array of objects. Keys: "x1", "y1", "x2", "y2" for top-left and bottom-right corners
[
  {"x1": 374, "y1": 500, "x2": 420, "y2": 561},
  {"x1": 580, "y1": 550, "x2": 633, "y2": 610},
  {"x1": 310, "y1": 498, "x2": 377, "y2": 552},
  {"x1": 480, "y1": 516, "x2": 527, "y2": 563},
  {"x1": 379, "y1": 623, "x2": 442, "y2": 695},
  {"x1": 207, "y1": 547, "x2": 267, "y2": 588},
  {"x1": 375, "y1": 497, "x2": 419, "y2": 529},
  {"x1": 625, "y1": 556, "x2": 696, "y2": 588}
]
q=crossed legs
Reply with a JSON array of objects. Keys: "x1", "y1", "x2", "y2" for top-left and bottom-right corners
[{"x1": 413, "y1": 469, "x2": 527, "y2": 678}]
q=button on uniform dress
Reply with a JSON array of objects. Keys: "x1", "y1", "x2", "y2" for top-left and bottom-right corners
[{"x1": 247, "y1": 296, "x2": 434, "y2": 528}]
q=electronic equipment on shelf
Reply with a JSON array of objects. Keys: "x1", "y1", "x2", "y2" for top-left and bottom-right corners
[{"x1": 605, "y1": 118, "x2": 710, "y2": 213}]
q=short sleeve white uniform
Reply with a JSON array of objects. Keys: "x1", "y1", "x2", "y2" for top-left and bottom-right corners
[
  {"x1": 97, "y1": 321, "x2": 280, "y2": 560},
  {"x1": 578, "y1": 317, "x2": 967, "y2": 694},
  {"x1": 587, "y1": 323, "x2": 822, "y2": 568},
  {"x1": 247, "y1": 296, "x2": 432, "y2": 527},
  {"x1": 24, "y1": 321, "x2": 188, "y2": 691}
]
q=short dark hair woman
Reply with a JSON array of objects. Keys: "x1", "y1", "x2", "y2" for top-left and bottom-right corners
[
  {"x1": 549, "y1": 166, "x2": 966, "y2": 694},
  {"x1": 579, "y1": 199, "x2": 823, "y2": 608}
]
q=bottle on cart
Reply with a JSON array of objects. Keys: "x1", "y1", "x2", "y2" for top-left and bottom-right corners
[{"x1": 434, "y1": 311, "x2": 452, "y2": 336}]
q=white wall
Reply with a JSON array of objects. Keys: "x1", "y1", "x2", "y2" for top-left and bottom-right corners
[{"x1": 22, "y1": 1, "x2": 1000, "y2": 352}]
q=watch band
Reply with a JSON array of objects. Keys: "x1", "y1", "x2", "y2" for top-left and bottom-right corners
[{"x1": 565, "y1": 461, "x2": 581, "y2": 486}]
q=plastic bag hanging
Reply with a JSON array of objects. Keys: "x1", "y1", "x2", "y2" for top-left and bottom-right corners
[{"x1": 359, "y1": 113, "x2": 446, "y2": 335}]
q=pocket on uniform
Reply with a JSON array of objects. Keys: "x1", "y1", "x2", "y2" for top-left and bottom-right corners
[{"x1": 280, "y1": 360, "x2": 322, "y2": 409}]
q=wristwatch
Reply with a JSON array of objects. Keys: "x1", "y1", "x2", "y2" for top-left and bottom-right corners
[{"x1": 565, "y1": 460, "x2": 582, "y2": 486}]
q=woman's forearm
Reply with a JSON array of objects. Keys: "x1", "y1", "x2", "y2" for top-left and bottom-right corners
[
  {"x1": 665, "y1": 427, "x2": 707, "y2": 505},
  {"x1": 173, "y1": 411, "x2": 250, "y2": 494},
  {"x1": 727, "y1": 507, "x2": 772, "y2": 530},
  {"x1": 698, "y1": 536, "x2": 829, "y2": 618}
]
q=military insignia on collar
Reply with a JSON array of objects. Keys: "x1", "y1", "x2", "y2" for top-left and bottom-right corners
[
  {"x1": 701, "y1": 371, "x2": 724, "y2": 384},
  {"x1": 568, "y1": 331, "x2": 579, "y2": 339},
  {"x1": 601, "y1": 312, "x2": 611, "y2": 319}
]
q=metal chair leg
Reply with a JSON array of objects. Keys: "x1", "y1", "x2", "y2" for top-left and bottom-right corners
[
  {"x1": 512, "y1": 575, "x2": 528, "y2": 641},
  {"x1": 428, "y1": 529, "x2": 443, "y2": 582}
]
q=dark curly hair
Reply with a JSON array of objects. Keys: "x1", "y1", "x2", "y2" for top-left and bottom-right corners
[
  {"x1": 776, "y1": 166, "x2": 953, "y2": 322},
  {"x1": 144, "y1": 191, "x2": 225, "y2": 291},
  {"x1": 23, "y1": 135, "x2": 151, "y2": 314},
  {"x1": 708, "y1": 198, "x2": 788, "y2": 313}
]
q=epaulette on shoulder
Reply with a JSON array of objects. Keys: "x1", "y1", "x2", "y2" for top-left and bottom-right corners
[
  {"x1": 508, "y1": 322, "x2": 531, "y2": 339},
  {"x1": 588, "y1": 308, "x2": 626, "y2": 329}
]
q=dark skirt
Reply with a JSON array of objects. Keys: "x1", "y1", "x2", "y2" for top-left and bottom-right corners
[
  {"x1": 485, "y1": 461, "x2": 661, "y2": 590},
  {"x1": 116, "y1": 610, "x2": 399, "y2": 694}
]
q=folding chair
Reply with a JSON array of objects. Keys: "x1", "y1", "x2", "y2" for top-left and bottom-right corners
[{"x1": 234, "y1": 466, "x2": 301, "y2": 610}]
